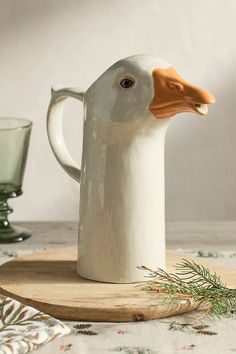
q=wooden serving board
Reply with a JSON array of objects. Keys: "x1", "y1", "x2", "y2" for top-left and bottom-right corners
[{"x1": 0, "y1": 247, "x2": 235, "y2": 322}]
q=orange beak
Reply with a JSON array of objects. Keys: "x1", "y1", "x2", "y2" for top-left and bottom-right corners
[{"x1": 149, "y1": 67, "x2": 215, "y2": 119}]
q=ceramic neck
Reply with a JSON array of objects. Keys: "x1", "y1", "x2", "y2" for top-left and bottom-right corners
[{"x1": 78, "y1": 116, "x2": 172, "y2": 283}]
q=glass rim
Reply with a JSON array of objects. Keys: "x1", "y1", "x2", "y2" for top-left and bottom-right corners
[{"x1": 0, "y1": 117, "x2": 32, "y2": 131}]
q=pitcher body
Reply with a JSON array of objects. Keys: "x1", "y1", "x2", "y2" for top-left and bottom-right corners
[{"x1": 47, "y1": 54, "x2": 215, "y2": 283}]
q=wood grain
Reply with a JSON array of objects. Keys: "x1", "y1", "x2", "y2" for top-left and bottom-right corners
[{"x1": 0, "y1": 247, "x2": 235, "y2": 322}]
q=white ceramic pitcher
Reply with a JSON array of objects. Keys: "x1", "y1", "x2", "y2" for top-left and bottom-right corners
[{"x1": 47, "y1": 54, "x2": 215, "y2": 283}]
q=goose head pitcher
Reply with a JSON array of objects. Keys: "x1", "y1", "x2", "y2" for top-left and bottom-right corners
[{"x1": 47, "y1": 54, "x2": 215, "y2": 283}]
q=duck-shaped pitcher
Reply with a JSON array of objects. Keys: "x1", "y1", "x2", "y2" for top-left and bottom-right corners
[{"x1": 47, "y1": 54, "x2": 215, "y2": 283}]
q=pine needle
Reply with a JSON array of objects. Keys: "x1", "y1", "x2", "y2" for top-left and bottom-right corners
[{"x1": 139, "y1": 259, "x2": 236, "y2": 319}]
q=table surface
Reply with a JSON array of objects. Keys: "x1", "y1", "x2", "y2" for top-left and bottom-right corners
[
  {"x1": 1, "y1": 221, "x2": 236, "y2": 354},
  {"x1": 2, "y1": 220, "x2": 236, "y2": 251}
]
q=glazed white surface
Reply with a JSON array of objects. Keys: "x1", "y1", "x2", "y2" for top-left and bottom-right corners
[
  {"x1": 47, "y1": 53, "x2": 213, "y2": 282},
  {"x1": 77, "y1": 115, "x2": 170, "y2": 282},
  {"x1": 47, "y1": 55, "x2": 171, "y2": 282},
  {"x1": 47, "y1": 86, "x2": 84, "y2": 182}
]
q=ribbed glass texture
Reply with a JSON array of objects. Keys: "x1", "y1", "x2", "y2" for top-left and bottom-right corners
[{"x1": 0, "y1": 118, "x2": 32, "y2": 242}]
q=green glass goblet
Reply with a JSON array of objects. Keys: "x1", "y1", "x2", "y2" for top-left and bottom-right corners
[{"x1": 0, "y1": 118, "x2": 32, "y2": 243}]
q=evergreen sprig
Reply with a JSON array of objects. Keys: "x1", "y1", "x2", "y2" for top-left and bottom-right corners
[{"x1": 139, "y1": 259, "x2": 236, "y2": 319}]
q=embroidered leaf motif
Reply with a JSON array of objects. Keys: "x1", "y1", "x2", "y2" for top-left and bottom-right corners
[
  {"x1": 76, "y1": 330, "x2": 97, "y2": 336},
  {"x1": 74, "y1": 323, "x2": 91, "y2": 329},
  {"x1": 73, "y1": 323, "x2": 97, "y2": 336},
  {"x1": 192, "y1": 325, "x2": 209, "y2": 330},
  {"x1": 0, "y1": 294, "x2": 70, "y2": 354},
  {"x1": 196, "y1": 330, "x2": 217, "y2": 335},
  {"x1": 14, "y1": 309, "x2": 28, "y2": 322},
  {"x1": 3, "y1": 303, "x2": 15, "y2": 322}
]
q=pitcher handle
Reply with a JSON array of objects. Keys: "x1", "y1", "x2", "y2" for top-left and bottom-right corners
[{"x1": 47, "y1": 86, "x2": 85, "y2": 183}]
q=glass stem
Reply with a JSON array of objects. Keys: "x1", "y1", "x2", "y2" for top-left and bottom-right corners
[{"x1": 0, "y1": 199, "x2": 13, "y2": 229}]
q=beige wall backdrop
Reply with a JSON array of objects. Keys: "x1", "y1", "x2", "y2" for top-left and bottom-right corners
[{"x1": 0, "y1": 0, "x2": 236, "y2": 221}]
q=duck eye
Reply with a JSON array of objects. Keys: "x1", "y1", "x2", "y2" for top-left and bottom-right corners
[{"x1": 120, "y1": 78, "x2": 135, "y2": 89}]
